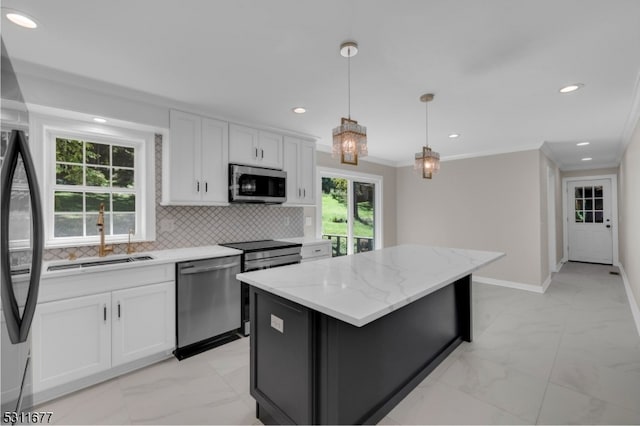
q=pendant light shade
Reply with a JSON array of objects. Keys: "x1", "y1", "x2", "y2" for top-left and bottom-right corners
[
  {"x1": 332, "y1": 41, "x2": 368, "y2": 165},
  {"x1": 414, "y1": 93, "x2": 441, "y2": 179}
]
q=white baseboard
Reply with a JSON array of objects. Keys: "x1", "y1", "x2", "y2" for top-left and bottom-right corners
[
  {"x1": 474, "y1": 276, "x2": 545, "y2": 294},
  {"x1": 542, "y1": 274, "x2": 552, "y2": 293},
  {"x1": 619, "y1": 264, "x2": 640, "y2": 338}
]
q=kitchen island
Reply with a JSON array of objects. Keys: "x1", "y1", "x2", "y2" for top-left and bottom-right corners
[{"x1": 237, "y1": 244, "x2": 504, "y2": 425}]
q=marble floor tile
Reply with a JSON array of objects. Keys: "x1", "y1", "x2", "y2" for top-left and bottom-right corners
[
  {"x1": 387, "y1": 381, "x2": 528, "y2": 425},
  {"x1": 537, "y1": 382, "x2": 640, "y2": 425},
  {"x1": 439, "y1": 353, "x2": 548, "y2": 422}
]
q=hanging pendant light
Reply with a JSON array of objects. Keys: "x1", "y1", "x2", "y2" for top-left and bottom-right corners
[
  {"x1": 414, "y1": 93, "x2": 440, "y2": 179},
  {"x1": 332, "y1": 41, "x2": 368, "y2": 166}
]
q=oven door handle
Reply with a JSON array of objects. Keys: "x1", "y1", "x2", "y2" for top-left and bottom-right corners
[
  {"x1": 180, "y1": 262, "x2": 240, "y2": 275},
  {"x1": 244, "y1": 254, "x2": 302, "y2": 271}
]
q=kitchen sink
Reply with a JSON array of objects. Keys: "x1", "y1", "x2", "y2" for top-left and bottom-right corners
[{"x1": 47, "y1": 255, "x2": 154, "y2": 272}]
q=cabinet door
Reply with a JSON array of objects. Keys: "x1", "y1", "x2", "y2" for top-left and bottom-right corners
[
  {"x1": 283, "y1": 136, "x2": 301, "y2": 203},
  {"x1": 111, "y1": 281, "x2": 175, "y2": 367},
  {"x1": 168, "y1": 110, "x2": 202, "y2": 202},
  {"x1": 299, "y1": 140, "x2": 316, "y2": 204},
  {"x1": 258, "y1": 131, "x2": 283, "y2": 169},
  {"x1": 201, "y1": 118, "x2": 229, "y2": 203},
  {"x1": 229, "y1": 124, "x2": 259, "y2": 166},
  {"x1": 31, "y1": 293, "x2": 111, "y2": 392}
]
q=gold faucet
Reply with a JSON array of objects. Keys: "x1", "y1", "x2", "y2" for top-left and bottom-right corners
[
  {"x1": 127, "y1": 228, "x2": 135, "y2": 254},
  {"x1": 97, "y1": 203, "x2": 113, "y2": 257}
]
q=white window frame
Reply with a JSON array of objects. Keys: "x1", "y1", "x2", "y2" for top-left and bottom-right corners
[
  {"x1": 316, "y1": 167, "x2": 383, "y2": 254},
  {"x1": 31, "y1": 113, "x2": 156, "y2": 248}
]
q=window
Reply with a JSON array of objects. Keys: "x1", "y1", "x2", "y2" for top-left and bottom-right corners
[
  {"x1": 574, "y1": 185, "x2": 604, "y2": 223},
  {"x1": 317, "y1": 168, "x2": 382, "y2": 257},
  {"x1": 33, "y1": 114, "x2": 156, "y2": 248},
  {"x1": 1, "y1": 128, "x2": 31, "y2": 249},
  {"x1": 54, "y1": 138, "x2": 136, "y2": 238}
]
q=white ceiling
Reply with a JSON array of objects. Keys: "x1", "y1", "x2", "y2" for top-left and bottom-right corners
[{"x1": 2, "y1": 0, "x2": 640, "y2": 169}]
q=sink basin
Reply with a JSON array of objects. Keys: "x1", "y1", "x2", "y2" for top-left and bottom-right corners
[{"x1": 47, "y1": 255, "x2": 154, "y2": 272}]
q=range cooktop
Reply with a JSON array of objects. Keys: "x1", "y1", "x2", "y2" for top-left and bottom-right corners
[{"x1": 219, "y1": 239, "x2": 301, "y2": 252}]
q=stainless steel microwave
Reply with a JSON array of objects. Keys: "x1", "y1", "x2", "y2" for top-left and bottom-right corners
[{"x1": 228, "y1": 164, "x2": 287, "y2": 204}]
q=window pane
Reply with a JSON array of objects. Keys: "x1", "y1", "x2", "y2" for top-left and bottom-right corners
[
  {"x1": 585, "y1": 211, "x2": 593, "y2": 223},
  {"x1": 575, "y1": 199, "x2": 583, "y2": 210},
  {"x1": 86, "y1": 213, "x2": 109, "y2": 236},
  {"x1": 113, "y1": 146, "x2": 134, "y2": 168},
  {"x1": 113, "y1": 193, "x2": 135, "y2": 211},
  {"x1": 8, "y1": 190, "x2": 30, "y2": 242},
  {"x1": 112, "y1": 168, "x2": 134, "y2": 188},
  {"x1": 595, "y1": 212, "x2": 603, "y2": 223},
  {"x1": 575, "y1": 211, "x2": 584, "y2": 223},
  {"x1": 56, "y1": 138, "x2": 83, "y2": 163},
  {"x1": 54, "y1": 191, "x2": 83, "y2": 212},
  {"x1": 321, "y1": 177, "x2": 348, "y2": 257},
  {"x1": 1, "y1": 131, "x2": 8, "y2": 158},
  {"x1": 85, "y1": 142, "x2": 110, "y2": 166},
  {"x1": 574, "y1": 187, "x2": 583, "y2": 198},
  {"x1": 353, "y1": 181, "x2": 375, "y2": 254},
  {"x1": 585, "y1": 199, "x2": 593, "y2": 210},
  {"x1": 584, "y1": 187, "x2": 593, "y2": 198},
  {"x1": 56, "y1": 164, "x2": 83, "y2": 185},
  {"x1": 86, "y1": 192, "x2": 110, "y2": 212},
  {"x1": 113, "y1": 213, "x2": 135, "y2": 235},
  {"x1": 86, "y1": 166, "x2": 110, "y2": 187},
  {"x1": 594, "y1": 186, "x2": 603, "y2": 197},
  {"x1": 595, "y1": 198, "x2": 603, "y2": 210},
  {"x1": 54, "y1": 214, "x2": 83, "y2": 237}
]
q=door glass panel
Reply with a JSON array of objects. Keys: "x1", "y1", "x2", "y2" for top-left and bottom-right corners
[
  {"x1": 585, "y1": 199, "x2": 593, "y2": 210},
  {"x1": 321, "y1": 177, "x2": 348, "y2": 257},
  {"x1": 594, "y1": 186, "x2": 603, "y2": 197},
  {"x1": 595, "y1": 212, "x2": 603, "y2": 223},
  {"x1": 595, "y1": 198, "x2": 603, "y2": 210},
  {"x1": 584, "y1": 187, "x2": 593, "y2": 198},
  {"x1": 575, "y1": 199, "x2": 583, "y2": 210},
  {"x1": 585, "y1": 211, "x2": 593, "y2": 223},
  {"x1": 575, "y1": 211, "x2": 584, "y2": 223},
  {"x1": 575, "y1": 187, "x2": 583, "y2": 198},
  {"x1": 353, "y1": 182, "x2": 375, "y2": 254}
]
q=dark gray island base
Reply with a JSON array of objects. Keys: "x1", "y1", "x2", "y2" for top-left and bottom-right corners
[{"x1": 247, "y1": 274, "x2": 472, "y2": 425}]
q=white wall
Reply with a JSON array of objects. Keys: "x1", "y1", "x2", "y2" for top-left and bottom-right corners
[
  {"x1": 396, "y1": 150, "x2": 544, "y2": 287},
  {"x1": 619, "y1": 119, "x2": 640, "y2": 312}
]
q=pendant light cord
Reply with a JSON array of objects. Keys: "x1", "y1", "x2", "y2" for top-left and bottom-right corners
[
  {"x1": 425, "y1": 98, "x2": 429, "y2": 148},
  {"x1": 347, "y1": 47, "x2": 351, "y2": 120}
]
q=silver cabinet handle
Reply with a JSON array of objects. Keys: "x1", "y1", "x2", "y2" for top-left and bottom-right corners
[
  {"x1": 303, "y1": 188, "x2": 306, "y2": 197},
  {"x1": 103, "y1": 304, "x2": 107, "y2": 322},
  {"x1": 298, "y1": 188, "x2": 301, "y2": 197},
  {"x1": 314, "y1": 248, "x2": 322, "y2": 253},
  {"x1": 205, "y1": 182, "x2": 208, "y2": 193},
  {"x1": 117, "y1": 302, "x2": 121, "y2": 319},
  {"x1": 196, "y1": 181, "x2": 200, "y2": 192},
  {"x1": 255, "y1": 147, "x2": 258, "y2": 158},
  {"x1": 261, "y1": 149, "x2": 264, "y2": 159}
]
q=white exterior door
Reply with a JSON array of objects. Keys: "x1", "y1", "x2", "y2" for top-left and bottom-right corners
[{"x1": 568, "y1": 179, "x2": 613, "y2": 264}]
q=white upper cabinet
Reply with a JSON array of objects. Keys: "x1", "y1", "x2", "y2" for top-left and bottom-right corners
[
  {"x1": 229, "y1": 124, "x2": 283, "y2": 169},
  {"x1": 164, "y1": 110, "x2": 229, "y2": 205},
  {"x1": 283, "y1": 136, "x2": 316, "y2": 206}
]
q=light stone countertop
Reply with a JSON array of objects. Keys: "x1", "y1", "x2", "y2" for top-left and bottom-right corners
[
  {"x1": 42, "y1": 245, "x2": 242, "y2": 278},
  {"x1": 237, "y1": 244, "x2": 504, "y2": 327}
]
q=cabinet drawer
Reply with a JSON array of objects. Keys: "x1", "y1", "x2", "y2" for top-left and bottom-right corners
[{"x1": 301, "y1": 242, "x2": 331, "y2": 260}]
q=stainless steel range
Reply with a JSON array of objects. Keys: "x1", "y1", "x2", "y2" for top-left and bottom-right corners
[{"x1": 219, "y1": 240, "x2": 302, "y2": 335}]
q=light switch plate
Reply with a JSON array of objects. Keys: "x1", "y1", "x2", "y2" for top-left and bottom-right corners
[
  {"x1": 305, "y1": 216, "x2": 312, "y2": 226},
  {"x1": 270, "y1": 314, "x2": 284, "y2": 333}
]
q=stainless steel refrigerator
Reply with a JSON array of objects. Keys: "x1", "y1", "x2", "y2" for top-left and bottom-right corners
[{"x1": 1, "y1": 39, "x2": 44, "y2": 421}]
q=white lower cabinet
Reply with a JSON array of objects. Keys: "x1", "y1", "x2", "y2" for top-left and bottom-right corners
[
  {"x1": 32, "y1": 281, "x2": 174, "y2": 393},
  {"x1": 112, "y1": 282, "x2": 175, "y2": 367},
  {"x1": 32, "y1": 293, "x2": 111, "y2": 392}
]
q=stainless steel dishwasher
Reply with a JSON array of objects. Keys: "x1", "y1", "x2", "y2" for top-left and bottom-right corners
[{"x1": 175, "y1": 255, "x2": 241, "y2": 360}]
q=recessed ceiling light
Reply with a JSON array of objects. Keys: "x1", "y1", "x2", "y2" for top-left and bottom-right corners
[
  {"x1": 5, "y1": 11, "x2": 38, "y2": 29},
  {"x1": 292, "y1": 107, "x2": 306, "y2": 114},
  {"x1": 559, "y1": 83, "x2": 584, "y2": 93},
  {"x1": 448, "y1": 133, "x2": 460, "y2": 139},
  {"x1": 581, "y1": 157, "x2": 592, "y2": 161},
  {"x1": 93, "y1": 117, "x2": 107, "y2": 123},
  {"x1": 576, "y1": 141, "x2": 590, "y2": 146}
]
